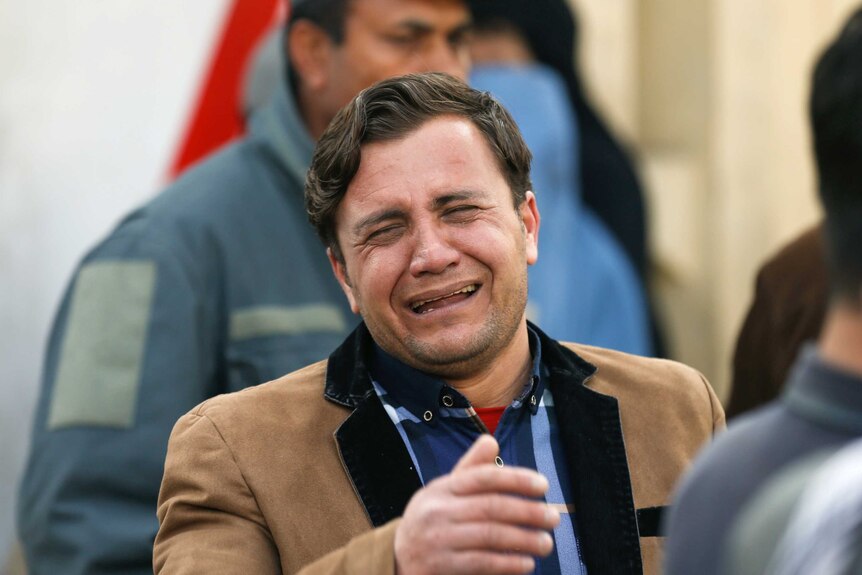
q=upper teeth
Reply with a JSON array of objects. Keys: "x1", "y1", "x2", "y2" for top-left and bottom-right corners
[{"x1": 412, "y1": 285, "x2": 476, "y2": 311}]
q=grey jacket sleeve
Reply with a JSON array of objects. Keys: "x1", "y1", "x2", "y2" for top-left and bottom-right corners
[{"x1": 18, "y1": 217, "x2": 221, "y2": 575}]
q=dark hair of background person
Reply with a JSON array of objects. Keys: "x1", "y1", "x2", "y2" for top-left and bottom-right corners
[
  {"x1": 305, "y1": 72, "x2": 533, "y2": 262},
  {"x1": 467, "y1": 0, "x2": 667, "y2": 357},
  {"x1": 288, "y1": 0, "x2": 349, "y2": 42},
  {"x1": 810, "y1": 7, "x2": 862, "y2": 303}
]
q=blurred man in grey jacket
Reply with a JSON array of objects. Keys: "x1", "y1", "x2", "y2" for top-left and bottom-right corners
[{"x1": 17, "y1": 1, "x2": 471, "y2": 573}]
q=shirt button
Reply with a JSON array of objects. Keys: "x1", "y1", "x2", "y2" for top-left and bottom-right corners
[
  {"x1": 495, "y1": 456, "x2": 504, "y2": 468},
  {"x1": 442, "y1": 395, "x2": 454, "y2": 407},
  {"x1": 423, "y1": 410, "x2": 433, "y2": 422}
]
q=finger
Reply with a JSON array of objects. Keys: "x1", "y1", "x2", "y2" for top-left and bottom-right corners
[
  {"x1": 452, "y1": 434, "x2": 500, "y2": 472},
  {"x1": 448, "y1": 464, "x2": 549, "y2": 498},
  {"x1": 443, "y1": 522, "x2": 555, "y2": 557},
  {"x1": 427, "y1": 550, "x2": 537, "y2": 575},
  {"x1": 447, "y1": 494, "x2": 561, "y2": 529}
]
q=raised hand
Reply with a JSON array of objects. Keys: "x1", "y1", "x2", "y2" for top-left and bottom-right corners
[{"x1": 394, "y1": 434, "x2": 560, "y2": 574}]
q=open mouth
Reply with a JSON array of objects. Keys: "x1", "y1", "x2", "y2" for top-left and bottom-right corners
[{"x1": 410, "y1": 284, "x2": 479, "y2": 315}]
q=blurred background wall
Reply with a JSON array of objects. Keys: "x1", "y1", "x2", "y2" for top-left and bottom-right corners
[
  {"x1": 0, "y1": 0, "x2": 859, "y2": 571},
  {"x1": 575, "y1": 0, "x2": 858, "y2": 392}
]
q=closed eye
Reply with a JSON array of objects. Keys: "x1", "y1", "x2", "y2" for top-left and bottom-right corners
[
  {"x1": 443, "y1": 205, "x2": 480, "y2": 221},
  {"x1": 385, "y1": 33, "x2": 421, "y2": 47},
  {"x1": 366, "y1": 224, "x2": 404, "y2": 244}
]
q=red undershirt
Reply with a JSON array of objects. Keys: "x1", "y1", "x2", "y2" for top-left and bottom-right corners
[{"x1": 474, "y1": 406, "x2": 507, "y2": 435}]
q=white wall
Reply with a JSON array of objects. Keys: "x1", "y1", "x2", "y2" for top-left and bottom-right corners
[{"x1": 0, "y1": 1, "x2": 229, "y2": 565}]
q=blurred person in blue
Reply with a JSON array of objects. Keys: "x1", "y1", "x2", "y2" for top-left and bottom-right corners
[
  {"x1": 663, "y1": 8, "x2": 862, "y2": 575},
  {"x1": 469, "y1": 22, "x2": 651, "y2": 355},
  {"x1": 16, "y1": 1, "x2": 473, "y2": 573},
  {"x1": 466, "y1": 0, "x2": 647, "y2": 279},
  {"x1": 468, "y1": 0, "x2": 665, "y2": 357}
]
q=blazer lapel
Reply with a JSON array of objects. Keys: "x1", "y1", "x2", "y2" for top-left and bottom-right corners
[
  {"x1": 550, "y1": 369, "x2": 643, "y2": 574},
  {"x1": 335, "y1": 390, "x2": 423, "y2": 527}
]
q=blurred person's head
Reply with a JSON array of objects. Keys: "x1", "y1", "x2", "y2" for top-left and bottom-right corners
[
  {"x1": 286, "y1": 0, "x2": 472, "y2": 138},
  {"x1": 468, "y1": 19, "x2": 534, "y2": 65},
  {"x1": 811, "y1": 7, "x2": 862, "y2": 305},
  {"x1": 467, "y1": 0, "x2": 582, "y2": 102},
  {"x1": 305, "y1": 71, "x2": 533, "y2": 263}
]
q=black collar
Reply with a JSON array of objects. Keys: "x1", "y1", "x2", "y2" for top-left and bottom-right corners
[
  {"x1": 323, "y1": 321, "x2": 596, "y2": 409},
  {"x1": 367, "y1": 327, "x2": 546, "y2": 420}
]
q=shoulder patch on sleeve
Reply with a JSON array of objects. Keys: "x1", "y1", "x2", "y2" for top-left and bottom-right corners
[{"x1": 48, "y1": 261, "x2": 157, "y2": 430}]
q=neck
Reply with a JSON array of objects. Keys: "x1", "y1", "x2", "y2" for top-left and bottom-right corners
[
  {"x1": 296, "y1": 86, "x2": 329, "y2": 141},
  {"x1": 445, "y1": 324, "x2": 533, "y2": 408},
  {"x1": 818, "y1": 302, "x2": 862, "y2": 376}
]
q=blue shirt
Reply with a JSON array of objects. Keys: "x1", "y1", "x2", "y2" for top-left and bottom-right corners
[{"x1": 369, "y1": 329, "x2": 588, "y2": 575}]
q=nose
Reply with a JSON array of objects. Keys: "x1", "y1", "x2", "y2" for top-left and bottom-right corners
[
  {"x1": 422, "y1": 38, "x2": 469, "y2": 81},
  {"x1": 409, "y1": 224, "x2": 460, "y2": 277}
]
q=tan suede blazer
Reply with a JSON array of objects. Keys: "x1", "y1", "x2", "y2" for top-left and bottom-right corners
[{"x1": 155, "y1": 326, "x2": 724, "y2": 574}]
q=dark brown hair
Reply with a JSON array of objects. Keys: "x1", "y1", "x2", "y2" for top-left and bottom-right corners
[
  {"x1": 305, "y1": 72, "x2": 533, "y2": 260},
  {"x1": 811, "y1": 8, "x2": 862, "y2": 302},
  {"x1": 288, "y1": 0, "x2": 350, "y2": 44}
]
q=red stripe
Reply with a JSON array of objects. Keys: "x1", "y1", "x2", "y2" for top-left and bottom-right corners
[{"x1": 167, "y1": 0, "x2": 283, "y2": 179}]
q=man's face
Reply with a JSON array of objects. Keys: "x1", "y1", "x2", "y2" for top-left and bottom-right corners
[
  {"x1": 320, "y1": 0, "x2": 471, "y2": 120},
  {"x1": 329, "y1": 116, "x2": 539, "y2": 378}
]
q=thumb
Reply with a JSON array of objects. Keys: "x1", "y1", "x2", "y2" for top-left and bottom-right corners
[{"x1": 453, "y1": 434, "x2": 499, "y2": 472}]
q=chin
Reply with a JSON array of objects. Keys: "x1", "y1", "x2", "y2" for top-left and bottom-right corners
[{"x1": 401, "y1": 328, "x2": 501, "y2": 372}]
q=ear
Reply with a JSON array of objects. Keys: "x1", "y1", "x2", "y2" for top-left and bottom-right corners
[
  {"x1": 287, "y1": 19, "x2": 335, "y2": 93},
  {"x1": 328, "y1": 247, "x2": 360, "y2": 314},
  {"x1": 520, "y1": 191, "x2": 540, "y2": 265}
]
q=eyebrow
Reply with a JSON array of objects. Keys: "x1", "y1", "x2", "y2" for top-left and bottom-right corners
[
  {"x1": 393, "y1": 19, "x2": 473, "y2": 37},
  {"x1": 393, "y1": 19, "x2": 434, "y2": 35}
]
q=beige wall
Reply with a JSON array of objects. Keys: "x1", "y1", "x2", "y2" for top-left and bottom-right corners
[{"x1": 571, "y1": 0, "x2": 859, "y2": 398}]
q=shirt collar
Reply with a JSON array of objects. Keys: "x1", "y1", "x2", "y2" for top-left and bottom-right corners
[
  {"x1": 370, "y1": 327, "x2": 545, "y2": 420},
  {"x1": 782, "y1": 344, "x2": 862, "y2": 434}
]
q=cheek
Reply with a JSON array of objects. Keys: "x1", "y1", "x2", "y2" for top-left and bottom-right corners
[
  {"x1": 355, "y1": 250, "x2": 403, "y2": 301},
  {"x1": 469, "y1": 230, "x2": 528, "y2": 275},
  {"x1": 462, "y1": 224, "x2": 518, "y2": 256}
]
